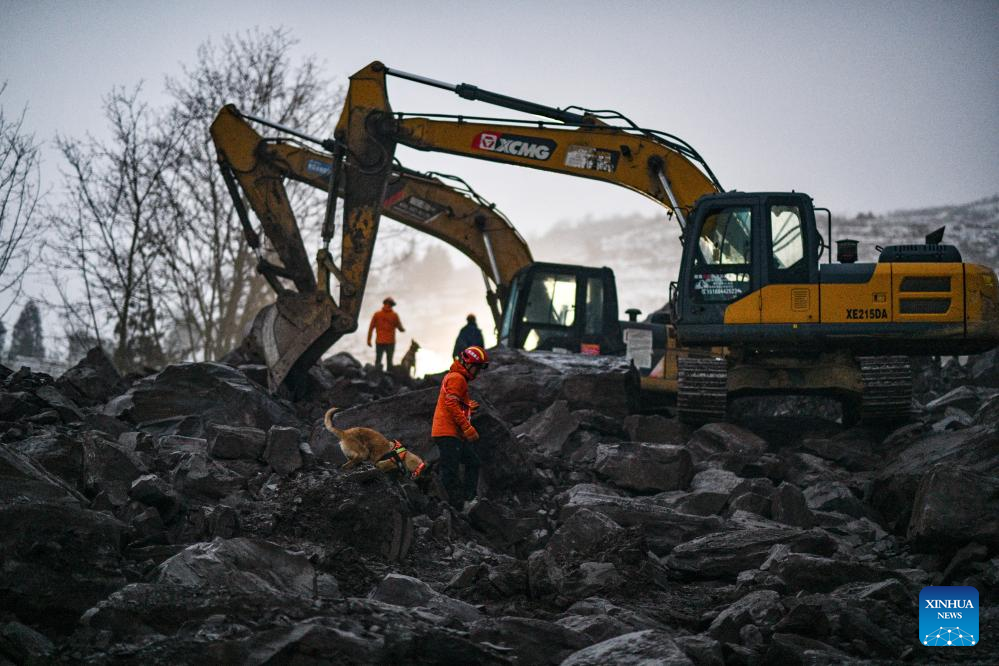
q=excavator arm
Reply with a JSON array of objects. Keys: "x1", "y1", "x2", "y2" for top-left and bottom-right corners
[
  {"x1": 334, "y1": 62, "x2": 722, "y2": 231},
  {"x1": 210, "y1": 105, "x2": 533, "y2": 390}
]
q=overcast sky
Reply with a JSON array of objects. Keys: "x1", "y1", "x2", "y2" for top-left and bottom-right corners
[{"x1": 2, "y1": 0, "x2": 998, "y2": 361}]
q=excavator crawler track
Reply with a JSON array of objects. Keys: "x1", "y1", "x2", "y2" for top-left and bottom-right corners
[
  {"x1": 857, "y1": 355, "x2": 912, "y2": 422},
  {"x1": 677, "y1": 357, "x2": 728, "y2": 424}
]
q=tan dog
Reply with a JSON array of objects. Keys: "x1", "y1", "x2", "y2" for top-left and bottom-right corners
[
  {"x1": 397, "y1": 340, "x2": 420, "y2": 378},
  {"x1": 323, "y1": 407, "x2": 426, "y2": 479}
]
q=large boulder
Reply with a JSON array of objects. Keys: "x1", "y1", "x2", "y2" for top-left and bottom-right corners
[
  {"x1": 685, "y1": 422, "x2": 768, "y2": 465},
  {"x1": 907, "y1": 464, "x2": 999, "y2": 550},
  {"x1": 158, "y1": 537, "x2": 333, "y2": 599},
  {"x1": 104, "y1": 362, "x2": 298, "y2": 437},
  {"x1": 56, "y1": 346, "x2": 123, "y2": 406},
  {"x1": 512, "y1": 400, "x2": 580, "y2": 457},
  {"x1": 593, "y1": 442, "x2": 693, "y2": 494},
  {"x1": 473, "y1": 348, "x2": 639, "y2": 425},
  {"x1": 869, "y1": 424, "x2": 999, "y2": 534},
  {"x1": 559, "y1": 484, "x2": 724, "y2": 554},
  {"x1": 370, "y1": 573, "x2": 480, "y2": 624},
  {"x1": 0, "y1": 499, "x2": 126, "y2": 631},
  {"x1": 559, "y1": 629, "x2": 693, "y2": 666},
  {"x1": 469, "y1": 616, "x2": 588, "y2": 665},
  {"x1": 666, "y1": 527, "x2": 838, "y2": 580}
]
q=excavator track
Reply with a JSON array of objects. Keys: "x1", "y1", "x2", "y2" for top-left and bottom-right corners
[
  {"x1": 677, "y1": 357, "x2": 728, "y2": 424},
  {"x1": 857, "y1": 355, "x2": 912, "y2": 422}
]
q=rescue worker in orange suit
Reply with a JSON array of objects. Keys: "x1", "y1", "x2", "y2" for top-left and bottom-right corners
[
  {"x1": 367, "y1": 297, "x2": 405, "y2": 371},
  {"x1": 431, "y1": 345, "x2": 489, "y2": 512}
]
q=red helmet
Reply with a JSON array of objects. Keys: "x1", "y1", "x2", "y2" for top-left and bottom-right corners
[{"x1": 459, "y1": 345, "x2": 489, "y2": 369}]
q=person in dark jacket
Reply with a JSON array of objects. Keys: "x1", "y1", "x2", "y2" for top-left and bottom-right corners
[{"x1": 452, "y1": 314, "x2": 485, "y2": 359}]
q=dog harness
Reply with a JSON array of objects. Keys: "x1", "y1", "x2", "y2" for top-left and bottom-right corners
[{"x1": 378, "y1": 440, "x2": 426, "y2": 479}]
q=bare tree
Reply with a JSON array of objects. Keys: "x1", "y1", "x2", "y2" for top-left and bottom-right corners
[
  {"x1": 154, "y1": 27, "x2": 343, "y2": 361},
  {"x1": 48, "y1": 86, "x2": 188, "y2": 371},
  {"x1": 0, "y1": 83, "x2": 44, "y2": 317}
]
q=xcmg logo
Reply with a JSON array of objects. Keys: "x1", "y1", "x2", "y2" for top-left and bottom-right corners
[
  {"x1": 473, "y1": 132, "x2": 555, "y2": 161},
  {"x1": 919, "y1": 586, "x2": 979, "y2": 647}
]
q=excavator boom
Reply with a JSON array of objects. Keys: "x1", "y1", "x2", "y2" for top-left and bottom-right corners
[{"x1": 210, "y1": 105, "x2": 533, "y2": 390}]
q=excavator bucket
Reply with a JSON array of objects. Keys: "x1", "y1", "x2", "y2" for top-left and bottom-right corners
[{"x1": 251, "y1": 292, "x2": 342, "y2": 392}]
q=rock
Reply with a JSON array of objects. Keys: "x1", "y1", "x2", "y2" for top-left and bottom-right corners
[
  {"x1": 158, "y1": 537, "x2": 325, "y2": 598},
  {"x1": 555, "y1": 614, "x2": 633, "y2": 644},
  {"x1": 172, "y1": 452, "x2": 246, "y2": 501},
  {"x1": 767, "y1": 551, "x2": 901, "y2": 593},
  {"x1": 622, "y1": 414, "x2": 688, "y2": 444},
  {"x1": 264, "y1": 426, "x2": 302, "y2": 476},
  {"x1": 727, "y1": 491, "x2": 771, "y2": 518},
  {"x1": 467, "y1": 498, "x2": 548, "y2": 550},
  {"x1": 512, "y1": 400, "x2": 580, "y2": 457},
  {"x1": 924, "y1": 385, "x2": 991, "y2": 413},
  {"x1": 470, "y1": 616, "x2": 589, "y2": 665},
  {"x1": 869, "y1": 424, "x2": 999, "y2": 534},
  {"x1": 593, "y1": 442, "x2": 693, "y2": 494},
  {"x1": 208, "y1": 424, "x2": 266, "y2": 460},
  {"x1": 559, "y1": 629, "x2": 693, "y2": 666},
  {"x1": 8, "y1": 431, "x2": 84, "y2": 491},
  {"x1": 707, "y1": 590, "x2": 783, "y2": 644},
  {"x1": 559, "y1": 484, "x2": 725, "y2": 555},
  {"x1": 766, "y1": 633, "x2": 849, "y2": 664},
  {"x1": 574, "y1": 409, "x2": 628, "y2": 438},
  {"x1": 82, "y1": 432, "x2": 147, "y2": 507},
  {"x1": 55, "y1": 346, "x2": 122, "y2": 406},
  {"x1": 370, "y1": 573, "x2": 480, "y2": 624},
  {"x1": 803, "y1": 482, "x2": 869, "y2": 519},
  {"x1": 104, "y1": 362, "x2": 298, "y2": 437},
  {"x1": 908, "y1": 464, "x2": 999, "y2": 549},
  {"x1": 473, "y1": 348, "x2": 639, "y2": 424},
  {"x1": 674, "y1": 635, "x2": 725, "y2": 666},
  {"x1": 770, "y1": 482, "x2": 815, "y2": 528},
  {"x1": 323, "y1": 351, "x2": 364, "y2": 377},
  {"x1": 685, "y1": 422, "x2": 768, "y2": 465},
  {"x1": 129, "y1": 474, "x2": 183, "y2": 522},
  {"x1": 33, "y1": 384, "x2": 84, "y2": 422},
  {"x1": 0, "y1": 443, "x2": 85, "y2": 504},
  {"x1": 0, "y1": 621, "x2": 55, "y2": 662},
  {"x1": 0, "y1": 500, "x2": 126, "y2": 630},
  {"x1": 666, "y1": 528, "x2": 837, "y2": 580},
  {"x1": 546, "y1": 508, "x2": 624, "y2": 561}
]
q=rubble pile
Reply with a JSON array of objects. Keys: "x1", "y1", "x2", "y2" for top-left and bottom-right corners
[{"x1": 1, "y1": 347, "x2": 998, "y2": 664}]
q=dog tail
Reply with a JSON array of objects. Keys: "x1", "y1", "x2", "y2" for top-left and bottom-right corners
[{"x1": 323, "y1": 407, "x2": 346, "y2": 438}]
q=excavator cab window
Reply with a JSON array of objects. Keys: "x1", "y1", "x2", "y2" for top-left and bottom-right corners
[
  {"x1": 584, "y1": 277, "x2": 605, "y2": 336},
  {"x1": 520, "y1": 271, "x2": 577, "y2": 352},
  {"x1": 769, "y1": 203, "x2": 807, "y2": 283},
  {"x1": 691, "y1": 205, "x2": 753, "y2": 304}
]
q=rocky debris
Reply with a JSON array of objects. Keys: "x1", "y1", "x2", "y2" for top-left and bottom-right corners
[
  {"x1": 104, "y1": 362, "x2": 298, "y2": 437},
  {"x1": 370, "y1": 573, "x2": 480, "y2": 624},
  {"x1": 55, "y1": 346, "x2": 123, "y2": 407},
  {"x1": 907, "y1": 464, "x2": 999, "y2": 550},
  {"x1": 207, "y1": 424, "x2": 266, "y2": 460},
  {"x1": 1, "y1": 348, "x2": 999, "y2": 663},
  {"x1": 560, "y1": 629, "x2": 693, "y2": 666},
  {"x1": 593, "y1": 441, "x2": 693, "y2": 493}
]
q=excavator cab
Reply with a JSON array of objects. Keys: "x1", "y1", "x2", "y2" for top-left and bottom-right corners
[
  {"x1": 499, "y1": 262, "x2": 625, "y2": 356},
  {"x1": 675, "y1": 191, "x2": 823, "y2": 344}
]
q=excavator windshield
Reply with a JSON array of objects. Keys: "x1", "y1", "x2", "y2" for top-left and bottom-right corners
[{"x1": 692, "y1": 205, "x2": 753, "y2": 304}]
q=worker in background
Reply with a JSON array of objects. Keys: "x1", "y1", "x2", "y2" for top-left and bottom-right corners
[
  {"x1": 432, "y1": 345, "x2": 490, "y2": 512},
  {"x1": 452, "y1": 313, "x2": 485, "y2": 359},
  {"x1": 367, "y1": 297, "x2": 405, "y2": 371}
]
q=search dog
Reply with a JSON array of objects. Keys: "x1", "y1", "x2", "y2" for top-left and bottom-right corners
[{"x1": 323, "y1": 407, "x2": 427, "y2": 479}]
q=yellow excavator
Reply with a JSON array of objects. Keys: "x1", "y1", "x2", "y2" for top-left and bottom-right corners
[
  {"x1": 210, "y1": 105, "x2": 537, "y2": 391},
  {"x1": 324, "y1": 61, "x2": 999, "y2": 422}
]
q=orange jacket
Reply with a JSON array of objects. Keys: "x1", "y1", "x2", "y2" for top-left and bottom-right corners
[
  {"x1": 431, "y1": 361, "x2": 479, "y2": 440},
  {"x1": 368, "y1": 306, "x2": 403, "y2": 344}
]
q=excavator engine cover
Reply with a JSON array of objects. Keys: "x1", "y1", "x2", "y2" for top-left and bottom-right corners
[{"x1": 252, "y1": 292, "x2": 343, "y2": 392}]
